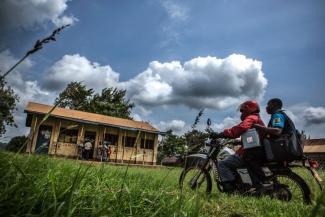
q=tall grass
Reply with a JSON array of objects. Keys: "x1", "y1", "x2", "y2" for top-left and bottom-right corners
[{"x1": 0, "y1": 151, "x2": 324, "y2": 217}]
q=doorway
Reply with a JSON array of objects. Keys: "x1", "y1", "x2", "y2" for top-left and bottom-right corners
[
  {"x1": 84, "y1": 131, "x2": 97, "y2": 159},
  {"x1": 35, "y1": 125, "x2": 52, "y2": 154}
]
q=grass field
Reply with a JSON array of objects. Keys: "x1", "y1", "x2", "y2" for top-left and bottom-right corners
[{"x1": 0, "y1": 151, "x2": 324, "y2": 217}]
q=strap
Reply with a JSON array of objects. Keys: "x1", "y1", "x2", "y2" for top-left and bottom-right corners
[{"x1": 278, "y1": 110, "x2": 296, "y2": 132}]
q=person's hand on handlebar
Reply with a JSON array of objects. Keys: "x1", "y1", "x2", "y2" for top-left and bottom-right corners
[{"x1": 210, "y1": 131, "x2": 225, "y2": 139}]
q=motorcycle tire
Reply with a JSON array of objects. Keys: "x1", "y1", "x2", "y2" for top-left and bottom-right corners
[
  {"x1": 273, "y1": 170, "x2": 312, "y2": 204},
  {"x1": 179, "y1": 165, "x2": 212, "y2": 195}
]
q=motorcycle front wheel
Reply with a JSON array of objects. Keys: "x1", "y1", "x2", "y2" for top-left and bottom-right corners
[{"x1": 179, "y1": 165, "x2": 212, "y2": 195}]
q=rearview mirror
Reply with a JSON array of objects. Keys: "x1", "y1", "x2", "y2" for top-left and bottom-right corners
[{"x1": 207, "y1": 118, "x2": 211, "y2": 126}]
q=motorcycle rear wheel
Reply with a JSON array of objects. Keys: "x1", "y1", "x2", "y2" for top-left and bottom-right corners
[{"x1": 272, "y1": 171, "x2": 312, "y2": 204}]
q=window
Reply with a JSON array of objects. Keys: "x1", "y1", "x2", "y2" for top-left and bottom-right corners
[
  {"x1": 123, "y1": 136, "x2": 136, "y2": 147},
  {"x1": 58, "y1": 128, "x2": 78, "y2": 144},
  {"x1": 104, "y1": 134, "x2": 119, "y2": 146},
  {"x1": 141, "y1": 139, "x2": 154, "y2": 149}
]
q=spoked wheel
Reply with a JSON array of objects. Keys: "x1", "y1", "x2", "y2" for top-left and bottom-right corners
[
  {"x1": 179, "y1": 166, "x2": 212, "y2": 195},
  {"x1": 272, "y1": 171, "x2": 312, "y2": 204}
]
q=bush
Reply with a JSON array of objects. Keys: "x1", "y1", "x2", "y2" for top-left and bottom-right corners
[{"x1": 6, "y1": 135, "x2": 28, "y2": 152}]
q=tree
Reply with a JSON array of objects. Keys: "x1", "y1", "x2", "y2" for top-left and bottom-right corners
[
  {"x1": 6, "y1": 135, "x2": 28, "y2": 152},
  {"x1": 0, "y1": 78, "x2": 19, "y2": 137},
  {"x1": 157, "y1": 130, "x2": 186, "y2": 162},
  {"x1": 88, "y1": 88, "x2": 134, "y2": 119},
  {"x1": 55, "y1": 82, "x2": 134, "y2": 119},
  {"x1": 184, "y1": 129, "x2": 208, "y2": 153},
  {"x1": 184, "y1": 109, "x2": 208, "y2": 153},
  {"x1": 55, "y1": 82, "x2": 94, "y2": 110}
]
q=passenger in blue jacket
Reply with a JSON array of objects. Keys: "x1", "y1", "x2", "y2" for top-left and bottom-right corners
[{"x1": 254, "y1": 98, "x2": 287, "y2": 137}]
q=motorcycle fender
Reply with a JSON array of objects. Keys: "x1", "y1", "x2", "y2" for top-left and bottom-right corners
[
  {"x1": 183, "y1": 154, "x2": 208, "y2": 168},
  {"x1": 186, "y1": 153, "x2": 208, "y2": 160}
]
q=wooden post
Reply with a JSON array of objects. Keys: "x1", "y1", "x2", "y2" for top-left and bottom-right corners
[
  {"x1": 102, "y1": 127, "x2": 106, "y2": 162},
  {"x1": 122, "y1": 130, "x2": 126, "y2": 163},
  {"x1": 29, "y1": 116, "x2": 38, "y2": 154},
  {"x1": 152, "y1": 134, "x2": 158, "y2": 165},
  {"x1": 54, "y1": 120, "x2": 61, "y2": 157},
  {"x1": 76, "y1": 125, "x2": 84, "y2": 160},
  {"x1": 143, "y1": 132, "x2": 146, "y2": 165}
]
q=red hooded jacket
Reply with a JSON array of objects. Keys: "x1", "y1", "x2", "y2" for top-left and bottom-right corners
[{"x1": 223, "y1": 113, "x2": 265, "y2": 155}]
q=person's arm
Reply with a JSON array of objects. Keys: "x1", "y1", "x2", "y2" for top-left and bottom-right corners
[
  {"x1": 254, "y1": 124, "x2": 282, "y2": 136},
  {"x1": 223, "y1": 115, "x2": 257, "y2": 138}
]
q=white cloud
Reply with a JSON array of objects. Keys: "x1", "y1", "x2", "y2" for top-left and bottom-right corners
[
  {"x1": 303, "y1": 107, "x2": 325, "y2": 125},
  {"x1": 156, "y1": 119, "x2": 187, "y2": 134},
  {"x1": 0, "y1": 0, "x2": 77, "y2": 29},
  {"x1": 53, "y1": 15, "x2": 78, "y2": 27},
  {"x1": 160, "y1": 0, "x2": 188, "y2": 21},
  {"x1": 158, "y1": 0, "x2": 189, "y2": 48},
  {"x1": 44, "y1": 54, "x2": 267, "y2": 111},
  {"x1": 211, "y1": 116, "x2": 239, "y2": 132},
  {"x1": 43, "y1": 54, "x2": 119, "y2": 92},
  {"x1": 121, "y1": 54, "x2": 267, "y2": 110}
]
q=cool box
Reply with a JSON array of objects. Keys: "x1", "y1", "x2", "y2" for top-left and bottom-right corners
[{"x1": 242, "y1": 128, "x2": 261, "y2": 149}]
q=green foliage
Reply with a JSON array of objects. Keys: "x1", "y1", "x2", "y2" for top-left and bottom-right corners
[
  {"x1": 88, "y1": 88, "x2": 134, "y2": 119},
  {"x1": 0, "y1": 77, "x2": 19, "y2": 137},
  {"x1": 0, "y1": 151, "x2": 324, "y2": 217},
  {"x1": 6, "y1": 135, "x2": 28, "y2": 152},
  {"x1": 158, "y1": 130, "x2": 186, "y2": 162},
  {"x1": 54, "y1": 82, "x2": 94, "y2": 111},
  {"x1": 55, "y1": 82, "x2": 134, "y2": 119},
  {"x1": 185, "y1": 109, "x2": 209, "y2": 153},
  {"x1": 184, "y1": 129, "x2": 208, "y2": 153}
]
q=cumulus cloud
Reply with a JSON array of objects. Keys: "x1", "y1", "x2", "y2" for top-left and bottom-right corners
[
  {"x1": 303, "y1": 107, "x2": 325, "y2": 125},
  {"x1": 43, "y1": 54, "x2": 119, "y2": 92},
  {"x1": 0, "y1": 0, "x2": 77, "y2": 30},
  {"x1": 157, "y1": 120, "x2": 187, "y2": 134},
  {"x1": 211, "y1": 117, "x2": 238, "y2": 132},
  {"x1": 43, "y1": 54, "x2": 267, "y2": 111},
  {"x1": 121, "y1": 54, "x2": 267, "y2": 110}
]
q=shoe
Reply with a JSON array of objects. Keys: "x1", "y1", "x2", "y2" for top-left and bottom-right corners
[{"x1": 221, "y1": 181, "x2": 236, "y2": 194}]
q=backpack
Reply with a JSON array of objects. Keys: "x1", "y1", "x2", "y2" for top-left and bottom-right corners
[
  {"x1": 279, "y1": 111, "x2": 304, "y2": 159},
  {"x1": 264, "y1": 111, "x2": 304, "y2": 162}
]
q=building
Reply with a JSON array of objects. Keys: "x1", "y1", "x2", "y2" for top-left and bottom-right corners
[
  {"x1": 303, "y1": 138, "x2": 325, "y2": 168},
  {"x1": 25, "y1": 102, "x2": 161, "y2": 165}
]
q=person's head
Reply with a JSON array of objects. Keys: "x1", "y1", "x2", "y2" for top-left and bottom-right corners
[
  {"x1": 266, "y1": 98, "x2": 283, "y2": 114},
  {"x1": 239, "y1": 100, "x2": 260, "y2": 120}
]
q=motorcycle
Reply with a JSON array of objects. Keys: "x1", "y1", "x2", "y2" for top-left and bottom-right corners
[{"x1": 179, "y1": 119, "x2": 323, "y2": 204}]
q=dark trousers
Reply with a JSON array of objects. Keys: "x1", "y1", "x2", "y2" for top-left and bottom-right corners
[
  {"x1": 242, "y1": 147, "x2": 267, "y2": 184},
  {"x1": 84, "y1": 149, "x2": 92, "y2": 160}
]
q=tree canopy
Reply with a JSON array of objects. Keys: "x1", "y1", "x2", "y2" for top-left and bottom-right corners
[
  {"x1": 0, "y1": 78, "x2": 19, "y2": 137},
  {"x1": 55, "y1": 82, "x2": 94, "y2": 111},
  {"x1": 55, "y1": 82, "x2": 134, "y2": 119}
]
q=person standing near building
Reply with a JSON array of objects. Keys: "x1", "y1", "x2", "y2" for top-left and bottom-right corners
[
  {"x1": 107, "y1": 145, "x2": 112, "y2": 161},
  {"x1": 84, "y1": 139, "x2": 93, "y2": 160}
]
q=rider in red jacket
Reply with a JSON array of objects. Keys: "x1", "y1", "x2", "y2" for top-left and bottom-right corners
[
  {"x1": 223, "y1": 101, "x2": 266, "y2": 155},
  {"x1": 216, "y1": 100, "x2": 266, "y2": 193}
]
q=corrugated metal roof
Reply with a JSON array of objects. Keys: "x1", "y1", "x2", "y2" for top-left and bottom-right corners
[
  {"x1": 304, "y1": 139, "x2": 325, "y2": 146},
  {"x1": 304, "y1": 145, "x2": 325, "y2": 153},
  {"x1": 25, "y1": 102, "x2": 159, "y2": 133}
]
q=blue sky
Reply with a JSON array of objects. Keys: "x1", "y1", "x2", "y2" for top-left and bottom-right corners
[{"x1": 0, "y1": 0, "x2": 325, "y2": 140}]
